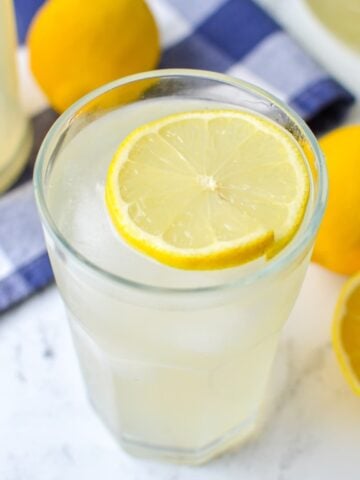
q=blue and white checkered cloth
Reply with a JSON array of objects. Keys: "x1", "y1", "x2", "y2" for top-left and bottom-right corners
[{"x1": 0, "y1": 0, "x2": 354, "y2": 312}]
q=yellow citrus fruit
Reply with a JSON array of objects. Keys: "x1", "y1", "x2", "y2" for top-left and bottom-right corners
[
  {"x1": 28, "y1": 0, "x2": 160, "y2": 112},
  {"x1": 313, "y1": 125, "x2": 360, "y2": 275},
  {"x1": 332, "y1": 272, "x2": 360, "y2": 395},
  {"x1": 105, "y1": 110, "x2": 309, "y2": 270}
]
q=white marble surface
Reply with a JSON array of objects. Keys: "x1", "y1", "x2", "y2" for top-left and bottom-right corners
[{"x1": 1, "y1": 261, "x2": 360, "y2": 480}]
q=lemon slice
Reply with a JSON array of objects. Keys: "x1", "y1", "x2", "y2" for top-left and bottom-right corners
[
  {"x1": 105, "y1": 110, "x2": 309, "y2": 269},
  {"x1": 332, "y1": 273, "x2": 360, "y2": 395}
]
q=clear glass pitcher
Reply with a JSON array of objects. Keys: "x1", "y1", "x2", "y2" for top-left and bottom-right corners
[{"x1": 0, "y1": 0, "x2": 32, "y2": 192}]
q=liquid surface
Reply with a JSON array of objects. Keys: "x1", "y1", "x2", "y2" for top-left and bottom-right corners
[{"x1": 48, "y1": 98, "x2": 312, "y2": 289}]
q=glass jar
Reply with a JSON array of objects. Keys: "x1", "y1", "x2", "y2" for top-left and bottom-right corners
[{"x1": 0, "y1": 0, "x2": 32, "y2": 192}]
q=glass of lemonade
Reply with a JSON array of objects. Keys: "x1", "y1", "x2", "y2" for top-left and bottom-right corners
[
  {"x1": 0, "y1": 0, "x2": 32, "y2": 192},
  {"x1": 34, "y1": 69, "x2": 327, "y2": 464}
]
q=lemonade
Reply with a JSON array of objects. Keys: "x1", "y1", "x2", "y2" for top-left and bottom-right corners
[
  {"x1": 34, "y1": 70, "x2": 327, "y2": 463},
  {"x1": 306, "y1": 0, "x2": 360, "y2": 53},
  {"x1": 0, "y1": 0, "x2": 31, "y2": 191}
]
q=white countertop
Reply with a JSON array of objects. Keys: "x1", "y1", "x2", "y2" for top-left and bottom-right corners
[
  {"x1": 2, "y1": 104, "x2": 360, "y2": 479},
  {"x1": 2, "y1": 261, "x2": 360, "y2": 480},
  {"x1": 1, "y1": 90, "x2": 360, "y2": 477}
]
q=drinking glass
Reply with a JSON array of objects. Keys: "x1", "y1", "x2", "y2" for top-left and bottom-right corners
[{"x1": 34, "y1": 69, "x2": 327, "y2": 464}]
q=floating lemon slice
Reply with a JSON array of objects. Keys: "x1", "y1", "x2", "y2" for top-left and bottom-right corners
[
  {"x1": 332, "y1": 273, "x2": 360, "y2": 395},
  {"x1": 105, "y1": 110, "x2": 309, "y2": 270}
]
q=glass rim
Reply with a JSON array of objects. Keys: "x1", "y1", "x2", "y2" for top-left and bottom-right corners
[{"x1": 33, "y1": 68, "x2": 328, "y2": 296}]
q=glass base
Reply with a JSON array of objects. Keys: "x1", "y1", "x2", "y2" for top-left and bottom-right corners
[
  {"x1": 69, "y1": 313, "x2": 270, "y2": 466},
  {"x1": 108, "y1": 409, "x2": 259, "y2": 465},
  {"x1": 0, "y1": 122, "x2": 32, "y2": 193}
]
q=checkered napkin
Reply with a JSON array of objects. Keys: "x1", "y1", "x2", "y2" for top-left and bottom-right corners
[{"x1": 0, "y1": 0, "x2": 354, "y2": 312}]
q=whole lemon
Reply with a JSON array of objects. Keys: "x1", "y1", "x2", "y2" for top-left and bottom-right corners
[
  {"x1": 313, "y1": 125, "x2": 360, "y2": 275},
  {"x1": 28, "y1": 0, "x2": 160, "y2": 112}
]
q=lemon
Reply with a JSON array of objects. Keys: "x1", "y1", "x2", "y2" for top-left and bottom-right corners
[
  {"x1": 332, "y1": 272, "x2": 360, "y2": 395},
  {"x1": 105, "y1": 110, "x2": 310, "y2": 270},
  {"x1": 28, "y1": 0, "x2": 159, "y2": 113},
  {"x1": 313, "y1": 125, "x2": 360, "y2": 275}
]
